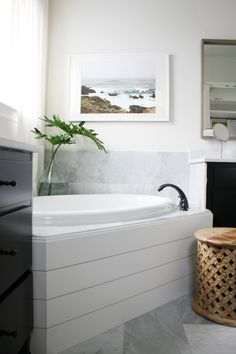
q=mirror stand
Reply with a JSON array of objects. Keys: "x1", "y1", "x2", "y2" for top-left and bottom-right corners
[{"x1": 213, "y1": 123, "x2": 230, "y2": 158}]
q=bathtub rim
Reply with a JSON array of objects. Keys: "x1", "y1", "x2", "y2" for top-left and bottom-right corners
[
  {"x1": 33, "y1": 193, "x2": 178, "y2": 228},
  {"x1": 33, "y1": 208, "x2": 212, "y2": 241}
]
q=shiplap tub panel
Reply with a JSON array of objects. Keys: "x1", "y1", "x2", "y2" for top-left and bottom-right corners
[
  {"x1": 33, "y1": 236, "x2": 195, "y2": 299},
  {"x1": 31, "y1": 210, "x2": 213, "y2": 354},
  {"x1": 31, "y1": 275, "x2": 193, "y2": 354},
  {"x1": 34, "y1": 255, "x2": 195, "y2": 327}
]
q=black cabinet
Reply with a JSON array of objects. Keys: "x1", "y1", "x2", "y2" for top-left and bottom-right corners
[
  {"x1": 0, "y1": 148, "x2": 33, "y2": 354},
  {"x1": 206, "y1": 162, "x2": 236, "y2": 227},
  {"x1": 0, "y1": 273, "x2": 32, "y2": 354}
]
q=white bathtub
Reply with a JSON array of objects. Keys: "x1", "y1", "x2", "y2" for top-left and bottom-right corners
[
  {"x1": 33, "y1": 194, "x2": 177, "y2": 227},
  {"x1": 31, "y1": 194, "x2": 213, "y2": 354}
]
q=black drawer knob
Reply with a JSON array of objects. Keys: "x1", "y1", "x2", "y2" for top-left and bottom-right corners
[
  {"x1": 0, "y1": 249, "x2": 18, "y2": 256},
  {"x1": 0, "y1": 330, "x2": 18, "y2": 337},
  {"x1": 0, "y1": 180, "x2": 16, "y2": 187}
]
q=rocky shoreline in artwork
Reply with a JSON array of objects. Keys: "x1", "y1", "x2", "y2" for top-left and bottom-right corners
[
  {"x1": 81, "y1": 95, "x2": 127, "y2": 114},
  {"x1": 81, "y1": 85, "x2": 155, "y2": 114}
]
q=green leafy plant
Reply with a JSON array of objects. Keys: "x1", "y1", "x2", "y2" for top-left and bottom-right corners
[
  {"x1": 32, "y1": 114, "x2": 106, "y2": 152},
  {"x1": 32, "y1": 114, "x2": 106, "y2": 195}
]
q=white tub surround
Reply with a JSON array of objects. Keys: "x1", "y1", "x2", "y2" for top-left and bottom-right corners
[
  {"x1": 31, "y1": 209, "x2": 212, "y2": 354},
  {"x1": 34, "y1": 194, "x2": 177, "y2": 227},
  {"x1": 189, "y1": 157, "x2": 236, "y2": 209}
]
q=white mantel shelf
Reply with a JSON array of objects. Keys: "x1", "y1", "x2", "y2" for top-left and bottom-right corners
[
  {"x1": 190, "y1": 157, "x2": 236, "y2": 164},
  {"x1": 0, "y1": 136, "x2": 42, "y2": 153}
]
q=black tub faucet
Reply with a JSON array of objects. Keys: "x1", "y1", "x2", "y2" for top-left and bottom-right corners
[{"x1": 157, "y1": 183, "x2": 189, "y2": 211}]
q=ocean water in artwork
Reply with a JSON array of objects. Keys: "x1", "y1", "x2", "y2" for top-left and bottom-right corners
[{"x1": 81, "y1": 78, "x2": 156, "y2": 114}]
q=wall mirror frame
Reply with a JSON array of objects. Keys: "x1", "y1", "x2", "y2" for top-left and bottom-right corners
[{"x1": 201, "y1": 39, "x2": 236, "y2": 139}]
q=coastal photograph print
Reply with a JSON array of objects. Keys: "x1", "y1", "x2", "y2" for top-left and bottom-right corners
[{"x1": 69, "y1": 53, "x2": 169, "y2": 121}]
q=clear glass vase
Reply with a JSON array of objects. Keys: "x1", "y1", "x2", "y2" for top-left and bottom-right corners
[{"x1": 38, "y1": 151, "x2": 68, "y2": 196}]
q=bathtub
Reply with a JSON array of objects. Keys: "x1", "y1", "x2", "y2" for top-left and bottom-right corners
[
  {"x1": 31, "y1": 194, "x2": 213, "y2": 354},
  {"x1": 33, "y1": 194, "x2": 177, "y2": 227}
]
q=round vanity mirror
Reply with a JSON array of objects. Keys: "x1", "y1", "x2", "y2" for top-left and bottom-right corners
[
  {"x1": 213, "y1": 123, "x2": 230, "y2": 158},
  {"x1": 213, "y1": 123, "x2": 230, "y2": 142}
]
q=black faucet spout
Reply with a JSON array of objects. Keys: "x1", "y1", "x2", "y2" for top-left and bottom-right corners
[{"x1": 157, "y1": 183, "x2": 189, "y2": 211}]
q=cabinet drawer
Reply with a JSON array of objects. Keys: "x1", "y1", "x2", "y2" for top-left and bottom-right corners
[
  {"x1": 0, "y1": 207, "x2": 32, "y2": 295},
  {"x1": 212, "y1": 190, "x2": 236, "y2": 210},
  {"x1": 213, "y1": 213, "x2": 236, "y2": 227},
  {"x1": 0, "y1": 160, "x2": 32, "y2": 211},
  {"x1": 210, "y1": 190, "x2": 236, "y2": 227},
  {"x1": 0, "y1": 273, "x2": 33, "y2": 354},
  {"x1": 213, "y1": 166, "x2": 236, "y2": 188}
]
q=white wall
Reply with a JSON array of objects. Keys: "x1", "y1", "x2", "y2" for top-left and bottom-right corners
[{"x1": 46, "y1": 0, "x2": 236, "y2": 152}]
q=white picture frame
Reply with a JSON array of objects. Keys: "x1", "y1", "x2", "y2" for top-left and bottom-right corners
[{"x1": 69, "y1": 53, "x2": 169, "y2": 122}]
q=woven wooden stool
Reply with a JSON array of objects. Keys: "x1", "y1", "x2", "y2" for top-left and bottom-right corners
[{"x1": 192, "y1": 227, "x2": 236, "y2": 326}]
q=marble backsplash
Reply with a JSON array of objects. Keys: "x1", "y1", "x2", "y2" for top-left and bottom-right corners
[{"x1": 46, "y1": 150, "x2": 190, "y2": 202}]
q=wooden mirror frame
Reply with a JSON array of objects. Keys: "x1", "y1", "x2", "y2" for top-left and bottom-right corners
[{"x1": 201, "y1": 39, "x2": 236, "y2": 139}]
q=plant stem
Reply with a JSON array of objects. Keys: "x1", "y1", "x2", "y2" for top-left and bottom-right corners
[
  {"x1": 38, "y1": 143, "x2": 62, "y2": 196},
  {"x1": 38, "y1": 181, "x2": 44, "y2": 196},
  {"x1": 48, "y1": 144, "x2": 62, "y2": 195}
]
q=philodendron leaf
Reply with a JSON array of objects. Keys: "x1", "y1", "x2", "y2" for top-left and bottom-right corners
[
  {"x1": 31, "y1": 127, "x2": 48, "y2": 140},
  {"x1": 32, "y1": 115, "x2": 106, "y2": 152}
]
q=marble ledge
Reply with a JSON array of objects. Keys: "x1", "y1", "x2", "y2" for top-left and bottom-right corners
[
  {"x1": 0, "y1": 136, "x2": 42, "y2": 153},
  {"x1": 189, "y1": 157, "x2": 236, "y2": 164}
]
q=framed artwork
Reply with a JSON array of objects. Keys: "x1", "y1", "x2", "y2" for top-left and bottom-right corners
[{"x1": 69, "y1": 53, "x2": 169, "y2": 121}]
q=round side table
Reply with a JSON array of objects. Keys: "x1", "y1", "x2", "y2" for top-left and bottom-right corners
[{"x1": 192, "y1": 227, "x2": 236, "y2": 326}]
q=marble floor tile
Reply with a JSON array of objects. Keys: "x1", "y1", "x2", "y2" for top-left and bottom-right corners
[
  {"x1": 175, "y1": 294, "x2": 213, "y2": 325},
  {"x1": 184, "y1": 324, "x2": 236, "y2": 354},
  {"x1": 58, "y1": 324, "x2": 124, "y2": 354},
  {"x1": 60, "y1": 294, "x2": 234, "y2": 354},
  {"x1": 123, "y1": 307, "x2": 192, "y2": 354},
  {"x1": 154, "y1": 298, "x2": 190, "y2": 343}
]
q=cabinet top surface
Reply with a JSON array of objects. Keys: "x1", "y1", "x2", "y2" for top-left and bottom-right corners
[
  {"x1": 195, "y1": 227, "x2": 236, "y2": 246},
  {"x1": 0, "y1": 136, "x2": 41, "y2": 153},
  {"x1": 190, "y1": 157, "x2": 236, "y2": 164}
]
